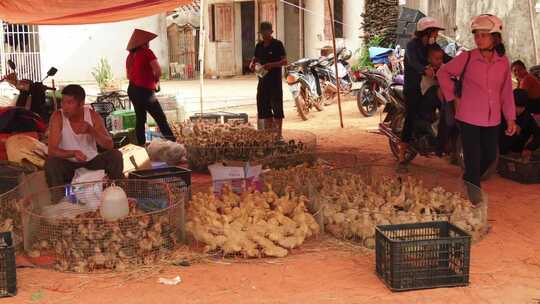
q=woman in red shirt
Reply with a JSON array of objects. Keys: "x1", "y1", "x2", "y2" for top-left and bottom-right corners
[{"x1": 126, "y1": 29, "x2": 174, "y2": 145}]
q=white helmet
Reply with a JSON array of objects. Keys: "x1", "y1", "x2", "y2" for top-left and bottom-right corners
[
  {"x1": 416, "y1": 17, "x2": 445, "y2": 32},
  {"x1": 471, "y1": 14, "x2": 503, "y2": 34}
]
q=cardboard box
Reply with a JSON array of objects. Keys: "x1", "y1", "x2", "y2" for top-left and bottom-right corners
[
  {"x1": 119, "y1": 144, "x2": 151, "y2": 176},
  {"x1": 208, "y1": 161, "x2": 263, "y2": 195}
]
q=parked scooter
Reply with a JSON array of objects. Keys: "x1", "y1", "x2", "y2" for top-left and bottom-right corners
[
  {"x1": 357, "y1": 47, "x2": 404, "y2": 117},
  {"x1": 1, "y1": 59, "x2": 59, "y2": 122},
  {"x1": 316, "y1": 48, "x2": 360, "y2": 104},
  {"x1": 286, "y1": 47, "x2": 361, "y2": 121},
  {"x1": 377, "y1": 82, "x2": 465, "y2": 167},
  {"x1": 286, "y1": 58, "x2": 325, "y2": 121}
]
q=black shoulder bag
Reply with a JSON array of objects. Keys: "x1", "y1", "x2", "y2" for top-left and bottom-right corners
[{"x1": 445, "y1": 51, "x2": 471, "y2": 127}]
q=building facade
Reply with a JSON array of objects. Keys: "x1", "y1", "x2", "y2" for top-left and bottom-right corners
[
  {"x1": 404, "y1": 0, "x2": 540, "y2": 68},
  {"x1": 39, "y1": 14, "x2": 169, "y2": 83},
  {"x1": 202, "y1": 0, "x2": 365, "y2": 77}
]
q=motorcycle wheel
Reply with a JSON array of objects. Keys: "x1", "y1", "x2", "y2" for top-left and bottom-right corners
[
  {"x1": 313, "y1": 97, "x2": 324, "y2": 112},
  {"x1": 357, "y1": 82, "x2": 378, "y2": 117},
  {"x1": 295, "y1": 91, "x2": 309, "y2": 121},
  {"x1": 388, "y1": 113, "x2": 417, "y2": 163}
]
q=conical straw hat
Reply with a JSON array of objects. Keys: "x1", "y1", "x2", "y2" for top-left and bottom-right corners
[{"x1": 126, "y1": 29, "x2": 157, "y2": 51}]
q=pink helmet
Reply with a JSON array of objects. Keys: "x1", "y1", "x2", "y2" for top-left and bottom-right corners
[
  {"x1": 416, "y1": 17, "x2": 445, "y2": 32},
  {"x1": 471, "y1": 14, "x2": 503, "y2": 34}
]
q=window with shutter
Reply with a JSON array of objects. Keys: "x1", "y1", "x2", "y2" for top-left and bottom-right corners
[
  {"x1": 214, "y1": 4, "x2": 233, "y2": 42},
  {"x1": 324, "y1": 0, "x2": 344, "y2": 40},
  {"x1": 259, "y1": 1, "x2": 277, "y2": 33}
]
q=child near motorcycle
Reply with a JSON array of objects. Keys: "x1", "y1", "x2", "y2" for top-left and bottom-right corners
[
  {"x1": 412, "y1": 44, "x2": 448, "y2": 151},
  {"x1": 499, "y1": 89, "x2": 540, "y2": 161},
  {"x1": 419, "y1": 44, "x2": 445, "y2": 123}
]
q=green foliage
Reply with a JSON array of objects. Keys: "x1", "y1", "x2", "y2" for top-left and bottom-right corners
[
  {"x1": 354, "y1": 35, "x2": 385, "y2": 70},
  {"x1": 91, "y1": 58, "x2": 114, "y2": 92}
]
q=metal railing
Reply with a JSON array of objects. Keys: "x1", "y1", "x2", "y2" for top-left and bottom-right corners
[{"x1": 0, "y1": 21, "x2": 42, "y2": 81}]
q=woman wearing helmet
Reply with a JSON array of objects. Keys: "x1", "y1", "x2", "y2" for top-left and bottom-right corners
[
  {"x1": 437, "y1": 14, "x2": 516, "y2": 203},
  {"x1": 400, "y1": 17, "x2": 451, "y2": 166}
]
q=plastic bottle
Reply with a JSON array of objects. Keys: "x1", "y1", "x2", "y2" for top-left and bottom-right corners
[
  {"x1": 176, "y1": 92, "x2": 186, "y2": 122},
  {"x1": 145, "y1": 124, "x2": 152, "y2": 142}
]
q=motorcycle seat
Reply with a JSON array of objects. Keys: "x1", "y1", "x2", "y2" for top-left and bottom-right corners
[{"x1": 389, "y1": 85, "x2": 404, "y2": 100}]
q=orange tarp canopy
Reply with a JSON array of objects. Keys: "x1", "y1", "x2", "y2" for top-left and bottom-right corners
[{"x1": 0, "y1": 0, "x2": 192, "y2": 25}]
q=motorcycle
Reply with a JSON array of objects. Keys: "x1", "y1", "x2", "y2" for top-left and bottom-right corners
[
  {"x1": 286, "y1": 58, "x2": 325, "y2": 121},
  {"x1": 1, "y1": 59, "x2": 59, "y2": 122},
  {"x1": 356, "y1": 68, "x2": 392, "y2": 117},
  {"x1": 316, "y1": 48, "x2": 360, "y2": 105},
  {"x1": 377, "y1": 82, "x2": 465, "y2": 167},
  {"x1": 286, "y1": 47, "x2": 360, "y2": 120},
  {"x1": 357, "y1": 47, "x2": 404, "y2": 117}
]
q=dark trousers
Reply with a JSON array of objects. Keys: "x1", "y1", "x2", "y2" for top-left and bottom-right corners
[
  {"x1": 127, "y1": 84, "x2": 175, "y2": 146},
  {"x1": 526, "y1": 98, "x2": 540, "y2": 114},
  {"x1": 45, "y1": 149, "x2": 124, "y2": 187},
  {"x1": 257, "y1": 79, "x2": 284, "y2": 119},
  {"x1": 401, "y1": 86, "x2": 422, "y2": 142},
  {"x1": 500, "y1": 133, "x2": 529, "y2": 155},
  {"x1": 419, "y1": 86, "x2": 451, "y2": 154},
  {"x1": 459, "y1": 121, "x2": 499, "y2": 188}
]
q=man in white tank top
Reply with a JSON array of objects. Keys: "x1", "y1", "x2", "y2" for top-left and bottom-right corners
[{"x1": 45, "y1": 85, "x2": 124, "y2": 187}]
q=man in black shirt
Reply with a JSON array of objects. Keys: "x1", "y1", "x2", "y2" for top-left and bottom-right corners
[
  {"x1": 500, "y1": 89, "x2": 540, "y2": 161},
  {"x1": 250, "y1": 21, "x2": 287, "y2": 137}
]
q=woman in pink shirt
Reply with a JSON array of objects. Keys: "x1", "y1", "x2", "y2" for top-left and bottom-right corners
[{"x1": 438, "y1": 14, "x2": 516, "y2": 202}]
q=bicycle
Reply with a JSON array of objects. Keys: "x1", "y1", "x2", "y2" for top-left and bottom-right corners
[{"x1": 96, "y1": 90, "x2": 131, "y2": 110}]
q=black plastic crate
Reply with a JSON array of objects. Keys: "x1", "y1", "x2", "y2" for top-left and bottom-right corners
[
  {"x1": 0, "y1": 232, "x2": 17, "y2": 298},
  {"x1": 128, "y1": 166, "x2": 192, "y2": 199},
  {"x1": 190, "y1": 112, "x2": 248, "y2": 124},
  {"x1": 128, "y1": 166, "x2": 191, "y2": 243},
  {"x1": 189, "y1": 113, "x2": 221, "y2": 124},
  {"x1": 375, "y1": 221, "x2": 471, "y2": 292},
  {"x1": 398, "y1": 6, "x2": 425, "y2": 23},
  {"x1": 217, "y1": 112, "x2": 249, "y2": 124},
  {"x1": 497, "y1": 154, "x2": 540, "y2": 184}
]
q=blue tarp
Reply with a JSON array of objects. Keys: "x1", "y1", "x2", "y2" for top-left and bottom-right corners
[{"x1": 368, "y1": 47, "x2": 394, "y2": 64}]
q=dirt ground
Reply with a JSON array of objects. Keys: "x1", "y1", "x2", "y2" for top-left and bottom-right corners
[{"x1": 6, "y1": 99, "x2": 540, "y2": 304}]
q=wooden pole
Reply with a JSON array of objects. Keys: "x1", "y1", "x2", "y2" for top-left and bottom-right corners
[
  {"x1": 199, "y1": 0, "x2": 206, "y2": 116},
  {"x1": 299, "y1": 0, "x2": 304, "y2": 58},
  {"x1": 326, "y1": 0, "x2": 344, "y2": 128},
  {"x1": 51, "y1": 79, "x2": 57, "y2": 111},
  {"x1": 527, "y1": 0, "x2": 539, "y2": 64}
]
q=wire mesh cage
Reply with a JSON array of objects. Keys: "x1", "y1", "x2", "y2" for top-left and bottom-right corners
[
  {"x1": 20, "y1": 179, "x2": 185, "y2": 272},
  {"x1": 176, "y1": 123, "x2": 317, "y2": 172},
  {"x1": 0, "y1": 232, "x2": 17, "y2": 298},
  {"x1": 0, "y1": 184, "x2": 24, "y2": 250},
  {"x1": 262, "y1": 163, "x2": 488, "y2": 249},
  {"x1": 185, "y1": 186, "x2": 321, "y2": 259}
]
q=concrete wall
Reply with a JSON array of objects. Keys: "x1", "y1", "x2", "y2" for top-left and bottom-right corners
[
  {"x1": 404, "y1": 0, "x2": 540, "y2": 67},
  {"x1": 454, "y1": 1, "x2": 539, "y2": 67},
  {"x1": 303, "y1": 0, "x2": 364, "y2": 62},
  {"x1": 39, "y1": 14, "x2": 169, "y2": 83}
]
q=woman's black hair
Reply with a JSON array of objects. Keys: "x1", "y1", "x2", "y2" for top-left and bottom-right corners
[
  {"x1": 511, "y1": 60, "x2": 527, "y2": 70},
  {"x1": 492, "y1": 33, "x2": 506, "y2": 56},
  {"x1": 426, "y1": 43, "x2": 444, "y2": 56},
  {"x1": 415, "y1": 28, "x2": 437, "y2": 39},
  {"x1": 129, "y1": 46, "x2": 141, "y2": 54}
]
